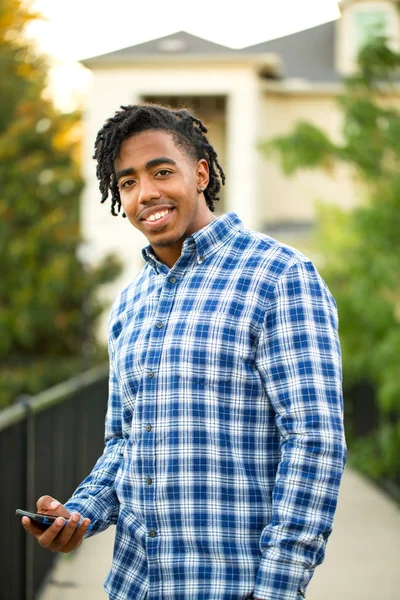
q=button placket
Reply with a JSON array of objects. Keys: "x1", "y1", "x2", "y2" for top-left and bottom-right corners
[{"x1": 142, "y1": 271, "x2": 180, "y2": 559}]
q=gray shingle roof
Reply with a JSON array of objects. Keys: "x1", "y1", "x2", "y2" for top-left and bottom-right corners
[
  {"x1": 83, "y1": 31, "x2": 239, "y2": 66},
  {"x1": 82, "y1": 22, "x2": 341, "y2": 83},
  {"x1": 243, "y1": 21, "x2": 340, "y2": 83}
]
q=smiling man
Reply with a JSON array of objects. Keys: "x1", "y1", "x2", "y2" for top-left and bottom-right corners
[
  {"x1": 22, "y1": 104, "x2": 346, "y2": 600},
  {"x1": 115, "y1": 128, "x2": 214, "y2": 267}
]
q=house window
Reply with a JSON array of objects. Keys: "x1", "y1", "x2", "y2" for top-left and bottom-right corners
[{"x1": 353, "y1": 9, "x2": 389, "y2": 51}]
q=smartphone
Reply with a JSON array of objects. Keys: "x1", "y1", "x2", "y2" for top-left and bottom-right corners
[{"x1": 16, "y1": 509, "x2": 93, "y2": 531}]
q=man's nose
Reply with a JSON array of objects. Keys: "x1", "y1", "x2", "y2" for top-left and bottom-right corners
[{"x1": 138, "y1": 178, "x2": 161, "y2": 203}]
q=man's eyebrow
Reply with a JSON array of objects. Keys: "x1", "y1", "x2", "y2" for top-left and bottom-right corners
[
  {"x1": 146, "y1": 157, "x2": 177, "y2": 169},
  {"x1": 115, "y1": 167, "x2": 136, "y2": 180},
  {"x1": 116, "y1": 158, "x2": 176, "y2": 181}
]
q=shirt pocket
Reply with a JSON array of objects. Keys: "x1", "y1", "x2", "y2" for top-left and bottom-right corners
[{"x1": 162, "y1": 309, "x2": 260, "y2": 383}]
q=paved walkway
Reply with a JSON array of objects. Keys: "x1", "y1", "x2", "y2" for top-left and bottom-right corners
[{"x1": 38, "y1": 468, "x2": 400, "y2": 600}]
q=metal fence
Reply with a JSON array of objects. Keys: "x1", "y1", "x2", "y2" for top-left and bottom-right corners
[{"x1": 0, "y1": 364, "x2": 109, "y2": 600}]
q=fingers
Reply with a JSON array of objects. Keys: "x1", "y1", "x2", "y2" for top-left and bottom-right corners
[
  {"x1": 21, "y1": 516, "x2": 49, "y2": 538},
  {"x1": 21, "y1": 512, "x2": 92, "y2": 553},
  {"x1": 37, "y1": 513, "x2": 80, "y2": 552},
  {"x1": 52, "y1": 516, "x2": 92, "y2": 553},
  {"x1": 37, "y1": 496, "x2": 70, "y2": 519}
]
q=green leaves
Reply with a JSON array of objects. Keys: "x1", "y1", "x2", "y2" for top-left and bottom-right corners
[{"x1": 259, "y1": 122, "x2": 337, "y2": 176}]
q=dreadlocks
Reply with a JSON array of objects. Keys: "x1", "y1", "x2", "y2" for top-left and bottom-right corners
[{"x1": 93, "y1": 104, "x2": 226, "y2": 217}]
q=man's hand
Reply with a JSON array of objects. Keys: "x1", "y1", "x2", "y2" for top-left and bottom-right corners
[{"x1": 21, "y1": 495, "x2": 91, "y2": 553}]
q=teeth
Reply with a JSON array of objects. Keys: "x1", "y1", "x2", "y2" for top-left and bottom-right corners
[{"x1": 146, "y1": 209, "x2": 170, "y2": 222}]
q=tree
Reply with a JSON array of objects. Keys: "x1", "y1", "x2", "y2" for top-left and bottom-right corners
[
  {"x1": 260, "y1": 15, "x2": 400, "y2": 485},
  {"x1": 0, "y1": 0, "x2": 121, "y2": 407}
]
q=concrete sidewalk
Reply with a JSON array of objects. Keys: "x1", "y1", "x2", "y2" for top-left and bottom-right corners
[{"x1": 38, "y1": 468, "x2": 400, "y2": 600}]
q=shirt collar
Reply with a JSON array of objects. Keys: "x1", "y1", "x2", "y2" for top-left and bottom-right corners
[{"x1": 142, "y1": 211, "x2": 243, "y2": 273}]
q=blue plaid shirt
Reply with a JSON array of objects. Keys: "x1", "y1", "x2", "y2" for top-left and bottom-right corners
[{"x1": 65, "y1": 212, "x2": 346, "y2": 600}]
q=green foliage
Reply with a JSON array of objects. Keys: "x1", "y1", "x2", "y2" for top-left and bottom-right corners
[
  {"x1": 261, "y1": 23, "x2": 400, "y2": 486},
  {"x1": 0, "y1": 0, "x2": 121, "y2": 407},
  {"x1": 349, "y1": 422, "x2": 400, "y2": 484},
  {"x1": 259, "y1": 122, "x2": 338, "y2": 175}
]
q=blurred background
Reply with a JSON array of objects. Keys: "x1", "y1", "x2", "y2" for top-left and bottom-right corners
[{"x1": 1, "y1": 0, "x2": 399, "y2": 598}]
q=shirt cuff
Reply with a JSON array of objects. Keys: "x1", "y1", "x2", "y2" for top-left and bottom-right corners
[
  {"x1": 253, "y1": 554, "x2": 311, "y2": 600},
  {"x1": 64, "y1": 490, "x2": 119, "y2": 538}
]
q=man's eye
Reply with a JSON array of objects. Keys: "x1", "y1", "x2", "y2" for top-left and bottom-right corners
[
  {"x1": 156, "y1": 169, "x2": 172, "y2": 177},
  {"x1": 120, "y1": 179, "x2": 135, "y2": 189}
]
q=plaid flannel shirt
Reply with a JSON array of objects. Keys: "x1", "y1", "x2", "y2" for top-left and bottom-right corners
[{"x1": 65, "y1": 211, "x2": 346, "y2": 600}]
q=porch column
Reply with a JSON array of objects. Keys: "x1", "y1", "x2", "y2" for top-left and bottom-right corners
[{"x1": 226, "y1": 73, "x2": 260, "y2": 230}]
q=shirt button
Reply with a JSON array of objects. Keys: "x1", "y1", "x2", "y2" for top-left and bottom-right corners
[
  {"x1": 148, "y1": 371, "x2": 154, "y2": 378},
  {"x1": 146, "y1": 424, "x2": 152, "y2": 432},
  {"x1": 149, "y1": 530, "x2": 157, "y2": 538},
  {"x1": 198, "y1": 255, "x2": 205, "y2": 263},
  {"x1": 146, "y1": 476, "x2": 153, "y2": 485},
  {"x1": 156, "y1": 322, "x2": 163, "y2": 329},
  {"x1": 169, "y1": 277, "x2": 176, "y2": 284}
]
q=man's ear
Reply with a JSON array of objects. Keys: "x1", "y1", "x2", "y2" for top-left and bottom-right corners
[{"x1": 196, "y1": 159, "x2": 209, "y2": 190}]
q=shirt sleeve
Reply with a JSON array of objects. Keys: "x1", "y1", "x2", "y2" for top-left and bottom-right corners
[
  {"x1": 253, "y1": 259, "x2": 347, "y2": 600},
  {"x1": 64, "y1": 337, "x2": 124, "y2": 536}
]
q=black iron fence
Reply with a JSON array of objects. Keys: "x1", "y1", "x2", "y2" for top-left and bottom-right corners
[{"x1": 0, "y1": 364, "x2": 109, "y2": 600}]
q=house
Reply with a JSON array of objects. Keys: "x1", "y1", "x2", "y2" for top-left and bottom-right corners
[{"x1": 79, "y1": 0, "x2": 400, "y2": 336}]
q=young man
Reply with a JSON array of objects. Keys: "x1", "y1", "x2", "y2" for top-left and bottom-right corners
[{"x1": 22, "y1": 104, "x2": 346, "y2": 600}]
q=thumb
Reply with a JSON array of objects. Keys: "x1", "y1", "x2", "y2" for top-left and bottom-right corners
[{"x1": 37, "y1": 495, "x2": 71, "y2": 518}]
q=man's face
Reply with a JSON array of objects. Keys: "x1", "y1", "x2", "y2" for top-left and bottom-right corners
[{"x1": 115, "y1": 130, "x2": 211, "y2": 267}]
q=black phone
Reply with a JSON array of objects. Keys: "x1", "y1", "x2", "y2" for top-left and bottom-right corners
[
  {"x1": 16, "y1": 509, "x2": 58, "y2": 528},
  {"x1": 16, "y1": 509, "x2": 93, "y2": 531}
]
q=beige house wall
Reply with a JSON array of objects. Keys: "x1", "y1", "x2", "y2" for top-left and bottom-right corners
[{"x1": 258, "y1": 92, "x2": 359, "y2": 226}]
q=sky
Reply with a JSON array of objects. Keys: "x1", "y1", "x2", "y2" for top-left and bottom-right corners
[{"x1": 27, "y1": 0, "x2": 341, "y2": 110}]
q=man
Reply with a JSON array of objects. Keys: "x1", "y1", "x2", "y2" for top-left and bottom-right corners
[{"x1": 22, "y1": 104, "x2": 346, "y2": 600}]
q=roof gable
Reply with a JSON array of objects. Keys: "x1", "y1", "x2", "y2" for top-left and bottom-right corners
[{"x1": 83, "y1": 31, "x2": 238, "y2": 66}]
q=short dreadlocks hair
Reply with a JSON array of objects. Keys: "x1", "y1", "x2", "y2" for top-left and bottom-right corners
[{"x1": 93, "y1": 103, "x2": 226, "y2": 217}]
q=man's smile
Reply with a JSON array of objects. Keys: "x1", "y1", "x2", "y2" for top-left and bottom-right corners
[
  {"x1": 139, "y1": 206, "x2": 176, "y2": 231},
  {"x1": 143, "y1": 209, "x2": 170, "y2": 222},
  {"x1": 140, "y1": 206, "x2": 175, "y2": 223}
]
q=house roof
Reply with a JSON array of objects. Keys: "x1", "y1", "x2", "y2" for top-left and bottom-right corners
[
  {"x1": 243, "y1": 21, "x2": 340, "y2": 83},
  {"x1": 83, "y1": 31, "x2": 239, "y2": 66},
  {"x1": 82, "y1": 22, "x2": 341, "y2": 83}
]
